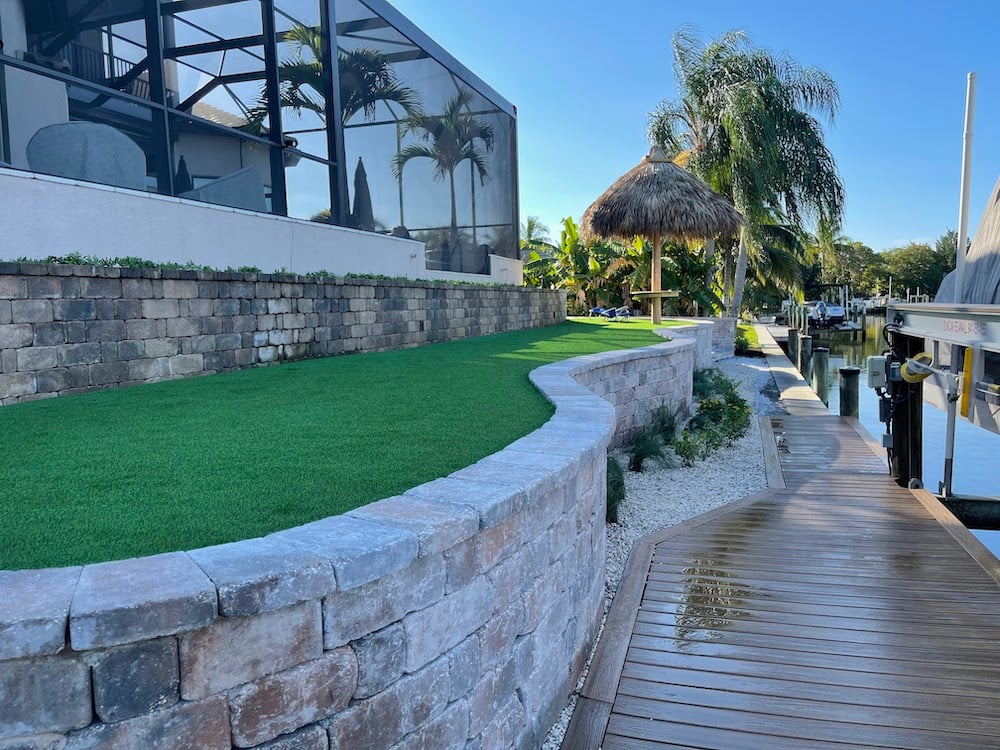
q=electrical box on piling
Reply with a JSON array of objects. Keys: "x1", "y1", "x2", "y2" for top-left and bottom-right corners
[{"x1": 867, "y1": 355, "x2": 887, "y2": 389}]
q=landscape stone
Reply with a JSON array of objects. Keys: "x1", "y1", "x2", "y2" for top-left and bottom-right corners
[
  {"x1": 447, "y1": 635, "x2": 480, "y2": 701},
  {"x1": 70, "y1": 552, "x2": 217, "y2": 650},
  {"x1": 51, "y1": 300, "x2": 96, "y2": 322},
  {"x1": 392, "y1": 698, "x2": 469, "y2": 750},
  {"x1": 62, "y1": 695, "x2": 230, "y2": 750},
  {"x1": 179, "y1": 601, "x2": 322, "y2": 700},
  {"x1": 91, "y1": 638, "x2": 179, "y2": 722},
  {"x1": 84, "y1": 319, "x2": 124, "y2": 342},
  {"x1": 228, "y1": 648, "x2": 357, "y2": 748},
  {"x1": 0, "y1": 733, "x2": 68, "y2": 750},
  {"x1": 404, "y1": 477, "x2": 524, "y2": 529},
  {"x1": 33, "y1": 323, "x2": 67, "y2": 346},
  {"x1": 11, "y1": 300, "x2": 52, "y2": 324},
  {"x1": 323, "y1": 553, "x2": 445, "y2": 647},
  {"x1": 16, "y1": 347, "x2": 57, "y2": 372},
  {"x1": 324, "y1": 684, "x2": 402, "y2": 750},
  {"x1": 402, "y1": 576, "x2": 492, "y2": 672},
  {"x1": 0, "y1": 370, "x2": 35, "y2": 403},
  {"x1": 250, "y1": 725, "x2": 328, "y2": 750},
  {"x1": 141, "y1": 299, "x2": 179, "y2": 319},
  {"x1": 469, "y1": 659, "x2": 517, "y2": 736},
  {"x1": 0, "y1": 656, "x2": 91, "y2": 735},
  {"x1": 352, "y1": 623, "x2": 406, "y2": 699},
  {"x1": 189, "y1": 538, "x2": 336, "y2": 617},
  {"x1": 272, "y1": 516, "x2": 418, "y2": 591},
  {"x1": 0, "y1": 325, "x2": 33, "y2": 349},
  {"x1": 0, "y1": 568, "x2": 81, "y2": 659},
  {"x1": 348, "y1": 495, "x2": 478, "y2": 555}
]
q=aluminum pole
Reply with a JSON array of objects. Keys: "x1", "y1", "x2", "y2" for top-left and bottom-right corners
[
  {"x1": 942, "y1": 359, "x2": 961, "y2": 497},
  {"x1": 954, "y1": 72, "x2": 977, "y2": 304}
]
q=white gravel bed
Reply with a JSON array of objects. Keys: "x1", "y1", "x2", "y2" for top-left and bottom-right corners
[{"x1": 541, "y1": 356, "x2": 782, "y2": 749}]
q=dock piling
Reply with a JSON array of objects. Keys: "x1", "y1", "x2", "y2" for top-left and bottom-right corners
[
  {"x1": 788, "y1": 328, "x2": 800, "y2": 373},
  {"x1": 839, "y1": 366, "x2": 860, "y2": 417},
  {"x1": 812, "y1": 347, "x2": 830, "y2": 405},
  {"x1": 800, "y1": 335, "x2": 813, "y2": 382}
]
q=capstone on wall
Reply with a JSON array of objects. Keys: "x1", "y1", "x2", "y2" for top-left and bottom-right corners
[{"x1": 0, "y1": 264, "x2": 565, "y2": 404}]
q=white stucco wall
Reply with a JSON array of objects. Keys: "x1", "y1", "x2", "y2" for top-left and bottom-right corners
[{"x1": 0, "y1": 168, "x2": 522, "y2": 284}]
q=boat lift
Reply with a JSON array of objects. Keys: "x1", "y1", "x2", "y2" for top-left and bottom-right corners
[{"x1": 875, "y1": 302, "x2": 1000, "y2": 522}]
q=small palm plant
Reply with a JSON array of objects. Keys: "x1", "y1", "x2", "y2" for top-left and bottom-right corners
[
  {"x1": 391, "y1": 89, "x2": 494, "y2": 269},
  {"x1": 243, "y1": 25, "x2": 421, "y2": 131}
]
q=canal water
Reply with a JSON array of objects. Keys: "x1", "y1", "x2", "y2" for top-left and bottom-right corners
[{"x1": 803, "y1": 315, "x2": 1000, "y2": 556}]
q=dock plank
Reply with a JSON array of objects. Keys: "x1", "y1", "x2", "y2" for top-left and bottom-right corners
[{"x1": 561, "y1": 413, "x2": 1000, "y2": 749}]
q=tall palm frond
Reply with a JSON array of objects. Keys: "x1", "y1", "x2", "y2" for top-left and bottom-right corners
[
  {"x1": 647, "y1": 27, "x2": 844, "y2": 314},
  {"x1": 241, "y1": 27, "x2": 421, "y2": 134},
  {"x1": 393, "y1": 90, "x2": 494, "y2": 184},
  {"x1": 391, "y1": 89, "x2": 494, "y2": 270}
]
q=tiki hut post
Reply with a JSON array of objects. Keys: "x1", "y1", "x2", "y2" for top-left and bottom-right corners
[{"x1": 650, "y1": 231, "x2": 662, "y2": 314}]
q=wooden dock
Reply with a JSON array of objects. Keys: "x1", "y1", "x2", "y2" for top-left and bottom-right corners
[{"x1": 562, "y1": 412, "x2": 1000, "y2": 749}]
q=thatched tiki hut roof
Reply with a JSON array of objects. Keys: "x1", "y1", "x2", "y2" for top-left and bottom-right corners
[{"x1": 581, "y1": 146, "x2": 743, "y2": 322}]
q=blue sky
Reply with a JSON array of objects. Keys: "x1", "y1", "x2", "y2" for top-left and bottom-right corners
[{"x1": 390, "y1": 0, "x2": 1000, "y2": 253}]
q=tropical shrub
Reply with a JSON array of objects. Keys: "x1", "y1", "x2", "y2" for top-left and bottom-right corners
[
  {"x1": 626, "y1": 425, "x2": 668, "y2": 472},
  {"x1": 651, "y1": 405, "x2": 680, "y2": 445},
  {"x1": 677, "y1": 369, "x2": 752, "y2": 462},
  {"x1": 673, "y1": 433, "x2": 703, "y2": 467}
]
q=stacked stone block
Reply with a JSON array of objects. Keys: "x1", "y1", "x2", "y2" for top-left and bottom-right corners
[
  {"x1": 0, "y1": 329, "x2": 696, "y2": 749},
  {"x1": 710, "y1": 316, "x2": 738, "y2": 358},
  {"x1": 662, "y1": 319, "x2": 715, "y2": 370},
  {"x1": 0, "y1": 263, "x2": 566, "y2": 404},
  {"x1": 566, "y1": 337, "x2": 697, "y2": 448}
]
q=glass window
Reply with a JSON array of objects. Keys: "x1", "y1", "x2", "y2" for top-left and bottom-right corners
[
  {"x1": 3, "y1": 0, "x2": 516, "y2": 257},
  {"x1": 19, "y1": 0, "x2": 149, "y2": 99},
  {"x1": 334, "y1": 0, "x2": 517, "y2": 272},
  {"x1": 285, "y1": 154, "x2": 332, "y2": 222},
  {"x1": 273, "y1": 1, "x2": 328, "y2": 157},
  {"x1": 170, "y1": 112, "x2": 276, "y2": 210},
  {"x1": 164, "y1": 1, "x2": 265, "y2": 119}
]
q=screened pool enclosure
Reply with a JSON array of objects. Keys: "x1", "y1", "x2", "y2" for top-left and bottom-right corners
[{"x1": 0, "y1": 0, "x2": 518, "y2": 274}]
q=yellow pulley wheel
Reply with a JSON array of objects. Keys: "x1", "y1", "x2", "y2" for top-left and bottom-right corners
[{"x1": 901, "y1": 352, "x2": 934, "y2": 383}]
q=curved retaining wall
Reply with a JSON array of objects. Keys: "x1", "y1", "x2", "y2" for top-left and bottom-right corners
[{"x1": 0, "y1": 337, "x2": 696, "y2": 750}]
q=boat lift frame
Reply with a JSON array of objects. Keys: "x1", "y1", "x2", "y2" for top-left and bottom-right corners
[{"x1": 885, "y1": 302, "x2": 1000, "y2": 514}]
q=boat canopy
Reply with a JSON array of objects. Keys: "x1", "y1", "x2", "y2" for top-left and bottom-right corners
[{"x1": 937, "y1": 175, "x2": 1000, "y2": 304}]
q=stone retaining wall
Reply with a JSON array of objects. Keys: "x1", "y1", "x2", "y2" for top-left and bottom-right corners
[
  {"x1": 572, "y1": 338, "x2": 696, "y2": 450},
  {"x1": 0, "y1": 335, "x2": 695, "y2": 750},
  {"x1": 662, "y1": 320, "x2": 714, "y2": 370},
  {"x1": 710, "y1": 316, "x2": 738, "y2": 358},
  {"x1": 0, "y1": 264, "x2": 565, "y2": 404}
]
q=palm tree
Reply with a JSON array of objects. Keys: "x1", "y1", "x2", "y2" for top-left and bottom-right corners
[
  {"x1": 520, "y1": 216, "x2": 555, "y2": 259},
  {"x1": 391, "y1": 89, "x2": 494, "y2": 271},
  {"x1": 648, "y1": 27, "x2": 844, "y2": 315},
  {"x1": 242, "y1": 25, "x2": 421, "y2": 132}
]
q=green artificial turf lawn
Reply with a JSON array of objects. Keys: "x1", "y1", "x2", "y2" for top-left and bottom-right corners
[
  {"x1": 1, "y1": 318, "x2": 664, "y2": 569},
  {"x1": 738, "y1": 323, "x2": 761, "y2": 349}
]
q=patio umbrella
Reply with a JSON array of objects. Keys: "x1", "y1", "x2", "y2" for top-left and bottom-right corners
[
  {"x1": 581, "y1": 145, "x2": 742, "y2": 323},
  {"x1": 351, "y1": 156, "x2": 375, "y2": 232}
]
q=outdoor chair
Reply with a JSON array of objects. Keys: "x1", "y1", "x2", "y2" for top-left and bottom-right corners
[{"x1": 589, "y1": 306, "x2": 631, "y2": 321}]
